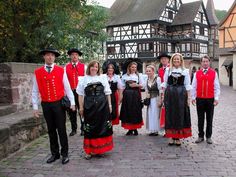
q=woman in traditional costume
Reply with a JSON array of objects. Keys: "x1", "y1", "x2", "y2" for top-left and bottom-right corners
[
  {"x1": 120, "y1": 58, "x2": 144, "y2": 136},
  {"x1": 102, "y1": 61, "x2": 123, "y2": 125},
  {"x1": 145, "y1": 65, "x2": 162, "y2": 136},
  {"x1": 162, "y1": 53, "x2": 192, "y2": 146},
  {"x1": 77, "y1": 60, "x2": 113, "y2": 159}
]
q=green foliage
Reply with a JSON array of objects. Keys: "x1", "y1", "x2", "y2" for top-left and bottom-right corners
[
  {"x1": 0, "y1": 0, "x2": 108, "y2": 64},
  {"x1": 215, "y1": 9, "x2": 228, "y2": 22}
]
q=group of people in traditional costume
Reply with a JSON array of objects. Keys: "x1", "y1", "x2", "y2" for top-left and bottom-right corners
[{"x1": 32, "y1": 47, "x2": 220, "y2": 164}]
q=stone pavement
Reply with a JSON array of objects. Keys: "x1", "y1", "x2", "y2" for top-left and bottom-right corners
[{"x1": 0, "y1": 85, "x2": 236, "y2": 177}]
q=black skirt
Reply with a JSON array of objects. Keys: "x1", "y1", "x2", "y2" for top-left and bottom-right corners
[
  {"x1": 83, "y1": 83, "x2": 113, "y2": 139},
  {"x1": 120, "y1": 87, "x2": 143, "y2": 129},
  {"x1": 109, "y1": 81, "x2": 118, "y2": 120}
]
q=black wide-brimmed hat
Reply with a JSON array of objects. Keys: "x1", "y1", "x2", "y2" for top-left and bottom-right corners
[
  {"x1": 67, "y1": 48, "x2": 83, "y2": 56},
  {"x1": 157, "y1": 52, "x2": 171, "y2": 60},
  {"x1": 39, "y1": 47, "x2": 60, "y2": 57},
  {"x1": 102, "y1": 60, "x2": 120, "y2": 75},
  {"x1": 122, "y1": 58, "x2": 142, "y2": 74}
]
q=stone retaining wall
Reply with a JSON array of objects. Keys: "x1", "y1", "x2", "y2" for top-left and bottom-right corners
[
  {"x1": 0, "y1": 111, "x2": 47, "y2": 160},
  {"x1": 0, "y1": 62, "x2": 43, "y2": 111}
]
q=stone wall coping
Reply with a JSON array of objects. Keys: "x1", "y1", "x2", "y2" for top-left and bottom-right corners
[
  {"x1": 0, "y1": 62, "x2": 44, "y2": 73},
  {"x1": 0, "y1": 110, "x2": 42, "y2": 125}
]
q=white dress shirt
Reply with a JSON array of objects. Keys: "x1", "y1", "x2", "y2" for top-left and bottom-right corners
[
  {"x1": 191, "y1": 68, "x2": 220, "y2": 100},
  {"x1": 32, "y1": 63, "x2": 75, "y2": 110}
]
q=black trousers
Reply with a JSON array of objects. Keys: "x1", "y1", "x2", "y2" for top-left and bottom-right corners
[
  {"x1": 67, "y1": 90, "x2": 84, "y2": 132},
  {"x1": 196, "y1": 98, "x2": 214, "y2": 138},
  {"x1": 41, "y1": 100, "x2": 68, "y2": 157}
]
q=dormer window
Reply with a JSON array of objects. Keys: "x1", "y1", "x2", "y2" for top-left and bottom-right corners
[
  {"x1": 168, "y1": 10, "x2": 173, "y2": 20},
  {"x1": 132, "y1": 25, "x2": 139, "y2": 35}
]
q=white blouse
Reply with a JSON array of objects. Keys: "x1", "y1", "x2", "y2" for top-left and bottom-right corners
[
  {"x1": 162, "y1": 67, "x2": 192, "y2": 91},
  {"x1": 76, "y1": 75, "x2": 112, "y2": 96},
  {"x1": 121, "y1": 73, "x2": 144, "y2": 89},
  {"x1": 104, "y1": 74, "x2": 123, "y2": 90}
]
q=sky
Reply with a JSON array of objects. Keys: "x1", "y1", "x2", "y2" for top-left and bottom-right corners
[{"x1": 90, "y1": 0, "x2": 234, "y2": 11}]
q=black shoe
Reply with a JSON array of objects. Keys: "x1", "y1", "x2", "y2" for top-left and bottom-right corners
[
  {"x1": 46, "y1": 154, "x2": 60, "y2": 163},
  {"x1": 69, "y1": 131, "x2": 77, "y2": 136},
  {"x1": 175, "y1": 139, "x2": 181, "y2": 146},
  {"x1": 206, "y1": 138, "x2": 213, "y2": 144},
  {"x1": 62, "y1": 156, "x2": 69, "y2": 164},
  {"x1": 149, "y1": 132, "x2": 158, "y2": 136},
  {"x1": 133, "y1": 130, "x2": 138, "y2": 136},
  {"x1": 126, "y1": 130, "x2": 133, "y2": 136},
  {"x1": 168, "y1": 139, "x2": 175, "y2": 146},
  {"x1": 85, "y1": 154, "x2": 92, "y2": 160},
  {"x1": 195, "y1": 137, "x2": 204, "y2": 143}
]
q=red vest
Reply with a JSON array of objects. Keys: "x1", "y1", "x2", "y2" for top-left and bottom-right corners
[
  {"x1": 196, "y1": 68, "x2": 215, "y2": 98},
  {"x1": 158, "y1": 65, "x2": 169, "y2": 83},
  {"x1": 35, "y1": 65, "x2": 65, "y2": 102},
  {"x1": 66, "y1": 62, "x2": 85, "y2": 90}
]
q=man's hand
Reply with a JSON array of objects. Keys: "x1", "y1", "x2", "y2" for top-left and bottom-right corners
[
  {"x1": 33, "y1": 110, "x2": 40, "y2": 118},
  {"x1": 214, "y1": 100, "x2": 219, "y2": 106},
  {"x1": 192, "y1": 99, "x2": 196, "y2": 106},
  {"x1": 70, "y1": 105, "x2": 76, "y2": 111}
]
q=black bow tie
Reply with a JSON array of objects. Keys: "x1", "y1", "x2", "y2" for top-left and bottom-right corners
[{"x1": 72, "y1": 63, "x2": 76, "y2": 68}]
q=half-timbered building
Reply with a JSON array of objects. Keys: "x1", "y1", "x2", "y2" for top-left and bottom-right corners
[
  {"x1": 218, "y1": 1, "x2": 236, "y2": 90},
  {"x1": 106, "y1": 0, "x2": 218, "y2": 70}
]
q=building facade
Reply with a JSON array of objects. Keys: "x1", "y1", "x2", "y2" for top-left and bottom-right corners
[
  {"x1": 218, "y1": 1, "x2": 236, "y2": 89},
  {"x1": 106, "y1": 0, "x2": 218, "y2": 71}
]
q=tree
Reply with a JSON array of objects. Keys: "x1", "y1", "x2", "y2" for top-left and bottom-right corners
[
  {"x1": 215, "y1": 9, "x2": 227, "y2": 22},
  {"x1": 0, "y1": 0, "x2": 108, "y2": 64}
]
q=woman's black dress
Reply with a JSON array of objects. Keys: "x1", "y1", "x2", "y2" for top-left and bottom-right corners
[
  {"x1": 120, "y1": 81, "x2": 143, "y2": 130},
  {"x1": 83, "y1": 82, "x2": 113, "y2": 154},
  {"x1": 164, "y1": 73, "x2": 192, "y2": 138}
]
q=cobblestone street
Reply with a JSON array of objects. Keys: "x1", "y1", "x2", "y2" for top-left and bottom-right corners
[{"x1": 0, "y1": 85, "x2": 236, "y2": 177}]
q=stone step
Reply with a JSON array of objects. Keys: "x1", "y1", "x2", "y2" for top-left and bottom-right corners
[
  {"x1": 0, "y1": 104, "x2": 17, "y2": 117},
  {"x1": 0, "y1": 110, "x2": 47, "y2": 160}
]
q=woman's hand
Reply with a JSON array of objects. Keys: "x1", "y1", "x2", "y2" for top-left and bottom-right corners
[
  {"x1": 109, "y1": 105, "x2": 112, "y2": 113},
  {"x1": 187, "y1": 98, "x2": 191, "y2": 106},
  {"x1": 129, "y1": 83, "x2": 136, "y2": 88},
  {"x1": 158, "y1": 100, "x2": 162, "y2": 108},
  {"x1": 70, "y1": 105, "x2": 76, "y2": 111},
  {"x1": 79, "y1": 108, "x2": 84, "y2": 117}
]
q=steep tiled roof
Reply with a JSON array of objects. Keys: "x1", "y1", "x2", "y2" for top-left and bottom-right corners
[
  {"x1": 107, "y1": 0, "x2": 168, "y2": 26},
  {"x1": 206, "y1": 0, "x2": 219, "y2": 25},
  {"x1": 172, "y1": 1, "x2": 202, "y2": 26}
]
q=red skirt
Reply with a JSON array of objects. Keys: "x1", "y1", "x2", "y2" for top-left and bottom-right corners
[
  {"x1": 165, "y1": 128, "x2": 192, "y2": 139},
  {"x1": 159, "y1": 106, "x2": 165, "y2": 128},
  {"x1": 84, "y1": 135, "x2": 113, "y2": 155},
  {"x1": 122, "y1": 121, "x2": 144, "y2": 130},
  {"x1": 112, "y1": 91, "x2": 119, "y2": 125}
]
